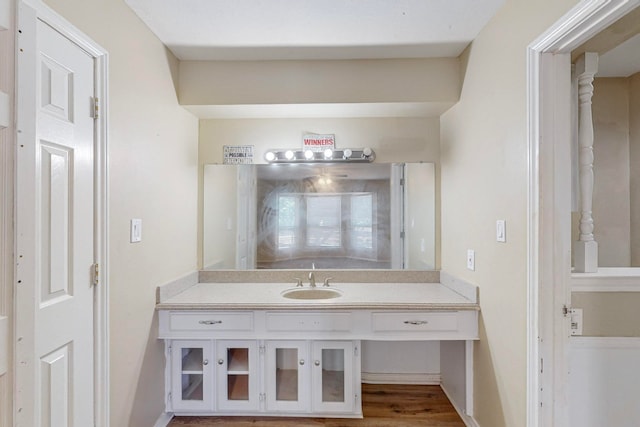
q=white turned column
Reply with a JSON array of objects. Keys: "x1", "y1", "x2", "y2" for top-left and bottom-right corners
[{"x1": 574, "y1": 53, "x2": 598, "y2": 273}]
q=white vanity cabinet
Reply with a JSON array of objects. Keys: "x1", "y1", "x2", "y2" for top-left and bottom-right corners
[
  {"x1": 311, "y1": 340, "x2": 358, "y2": 414},
  {"x1": 216, "y1": 340, "x2": 260, "y2": 412},
  {"x1": 164, "y1": 335, "x2": 362, "y2": 417},
  {"x1": 169, "y1": 340, "x2": 213, "y2": 412},
  {"x1": 159, "y1": 297, "x2": 479, "y2": 419},
  {"x1": 264, "y1": 340, "x2": 309, "y2": 412},
  {"x1": 264, "y1": 340, "x2": 360, "y2": 415}
]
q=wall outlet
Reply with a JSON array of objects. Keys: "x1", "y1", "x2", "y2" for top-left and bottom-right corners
[
  {"x1": 130, "y1": 218, "x2": 142, "y2": 243},
  {"x1": 467, "y1": 249, "x2": 475, "y2": 271}
]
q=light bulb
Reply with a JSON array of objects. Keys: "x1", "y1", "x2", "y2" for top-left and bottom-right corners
[
  {"x1": 284, "y1": 150, "x2": 294, "y2": 160},
  {"x1": 265, "y1": 151, "x2": 276, "y2": 162},
  {"x1": 343, "y1": 149, "x2": 353, "y2": 159},
  {"x1": 304, "y1": 150, "x2": 314, "y2": 160},
  {"x1": 362, "y1": 147, "x2": 372, "y2": 157},
  {"x1": 324, "y1": 148, "x2": 333, "y2": 159}
]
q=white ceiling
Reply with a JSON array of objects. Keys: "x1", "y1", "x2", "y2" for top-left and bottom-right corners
[
  {"x1": 124, "y1": 0, "x2": 505, "y2": 61},
  {"x1": 598, "y1": 33, "x2": 640, "y2": 77}
]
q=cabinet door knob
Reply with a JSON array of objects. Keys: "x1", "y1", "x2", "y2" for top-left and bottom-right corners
[
  {"x1": 314, "y1": 360, "x2": 320, "y2": 366},
  {"x1": 218, "y1": 359, "x2": 224, "y2": 365},
  {"x1": 299, "y1": 359, "x2": 305, "y2": 365},
  {"x1": 203, "y1": 359, "x2": 209, "y2": 366}
]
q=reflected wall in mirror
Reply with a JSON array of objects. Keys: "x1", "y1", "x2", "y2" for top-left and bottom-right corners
[{"x1": 203, "y1": 163, "x2": 435, "y2": 270}]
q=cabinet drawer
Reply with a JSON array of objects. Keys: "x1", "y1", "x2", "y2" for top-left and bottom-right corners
[
  {"x1": 372, "y1": 312, "x2": 458, "y2": 332},
  {"x1": 266, "y1": 312, "x2": 352, "y2": 332},
  {"x1": 169, "y1": 312, "x2": 254, "y2": 332}
]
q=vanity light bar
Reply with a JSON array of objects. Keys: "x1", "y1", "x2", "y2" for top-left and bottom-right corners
[{"x1": 264, "y1": 148, "x2": 376, "y2": 163}]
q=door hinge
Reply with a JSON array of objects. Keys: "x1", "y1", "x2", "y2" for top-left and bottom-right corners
[
  {"x1": 562, "y1": 305, "x2": 571, "y2": 317},
  {"x1": 259, "y1": 393, "x2": 265, "y2": 402},
  {"x1": 400, "y1": 231, "x2": 405, "y2": 239},
  {"x1": 354, "y1": 345, "x2": 359, "y2": 357},
  {"x1": 90, "y1": 96, "x2": 99, "y2": 119},
  {"x1": 167, "y1": 392, "x2": 172, "y2": 405},
  {"x1": 400, "y1": 178, "x2": 405, "y2": 186},
  {"x1": 259, "y1": 345, "x2": 265, "y2": 355},
  {"x1": 91, "y1": 263, "x2": 99, "y2": 286}
]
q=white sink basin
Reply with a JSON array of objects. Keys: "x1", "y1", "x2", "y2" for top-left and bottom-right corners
[{"x1": 281, "y1": 287, "x2": 343, "y2": 300}]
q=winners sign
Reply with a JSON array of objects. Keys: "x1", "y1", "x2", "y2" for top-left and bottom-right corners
[{"x1": 302, "y1": 133, "x2": 335, "y2": 152}]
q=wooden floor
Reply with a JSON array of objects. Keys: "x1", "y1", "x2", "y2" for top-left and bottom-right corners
[{"x1": 168, "y1": 384, "x2": 465, "y2": 427}]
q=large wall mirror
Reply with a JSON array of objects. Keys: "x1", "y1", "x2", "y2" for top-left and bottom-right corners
[{"x1": 203, "y1": 162, "x2": 435, "y2": 270}]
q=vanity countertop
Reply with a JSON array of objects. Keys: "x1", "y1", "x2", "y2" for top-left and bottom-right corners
[{"x1": 156, "y1": 282, "x2": 479, "y2": 311}]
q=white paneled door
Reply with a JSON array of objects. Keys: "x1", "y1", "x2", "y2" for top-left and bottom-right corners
[{"x1": 16, "y1": 8, "x2": 97, "y2": 427}]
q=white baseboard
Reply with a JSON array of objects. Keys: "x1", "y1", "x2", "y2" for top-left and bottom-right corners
[
  {"x1": 361, "y1": 371, "x2": 440, "y2": 385},
  {"x1": 153, "y1": 412, "x2": 173, "y2": 427},
  {"x1": 441, "y1": 384, "x2": 480, "y2": 427}
]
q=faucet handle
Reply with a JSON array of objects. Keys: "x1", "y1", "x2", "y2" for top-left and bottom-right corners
[
  {"x1": 323, "y1": 277, "x2": 333, "y2": 287},
  {"x1": 294, "y1": 278, "x2": 303, "y2": 287}
]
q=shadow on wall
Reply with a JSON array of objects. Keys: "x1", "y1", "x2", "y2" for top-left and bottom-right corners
[
  {"x1": 128, "y1": 312, "x2": 166, "y2": 427},
  {"x1": 474, "y1": 315, "x2": 507, "y2": 427}
]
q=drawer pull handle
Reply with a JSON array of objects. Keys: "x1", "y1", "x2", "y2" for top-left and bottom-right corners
[
  {"x1": 199, "y1": 320, "x2": 223, "y2": 325},
  {"x1": 404, "y1": 320, "x2": 429, "y2": 325}
]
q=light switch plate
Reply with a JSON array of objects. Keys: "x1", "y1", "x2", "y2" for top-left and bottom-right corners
[
  {"x1": 467, "y1": 249, "x2": 475, "y2": 271},
  {"x1": 496, "y1": 220, "x2": 506, "y2": 242},
  {"x1": 130, "y1": 218, "x2": 142, "y2": 243}
]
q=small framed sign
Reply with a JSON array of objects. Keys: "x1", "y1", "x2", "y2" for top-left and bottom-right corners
[
  {"x1": 223, "y1": 145, "x2": 254, "y2": 164},
  {"x1": 302, "y1": 133, "x2": 335, "y2": 152}
]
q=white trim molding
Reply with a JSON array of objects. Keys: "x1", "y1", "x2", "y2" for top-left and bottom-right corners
[
  {"x1": 527, "y1": 1, "x2": 640, "y2": 427},
  {"x1": 441, "y1": 384, "x2": 480, "y2": 427},
  {"x1": 360, "y1": 372, "x2": 441, "y2": 385},
  {"x1": 572, "y1": 268, "x2": 640, "y2": 292},
  {"x1": 153, "y1": 412, "x2": 174, "y2": 427}
]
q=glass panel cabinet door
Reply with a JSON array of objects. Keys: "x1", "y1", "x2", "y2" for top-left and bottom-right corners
[
  {"x1": 265, "y1": 341, "x2": 309, "y2": 412},
  {"x1": 216, "y1": 340, "x2": 259, "y2": 412},
  {"x1": 170, "y1": 340, "x2": 213, "y2": 412},
  {"x1": 311, "y1": 341, "x2": 355, "y2": 413}
]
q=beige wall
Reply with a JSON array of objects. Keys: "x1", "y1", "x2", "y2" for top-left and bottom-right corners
[
  {"x1": 198, "y1": 117, "x2": 440, "y2": 268},
  {"x1": 572, "y1": 292, "x2": 640, "y2": 336},
  {"x1": 439, "y1": 0, "x2": 579, "y2": 426},
  {"x1": 41, "y1": 1, "x2": 199, "y2": 426},
  {"x1": 631, "y1": 73, "x2": 640, "y2": 265},
  {"x1": 180, "y1": 58, "x2": 460, "y2": 106},
  {"x1": 203, "y1": 165, "x2": 237, "y2": 269},
  {"x1": 592, "y1": 78, "x2": 631, "y2": 266}
]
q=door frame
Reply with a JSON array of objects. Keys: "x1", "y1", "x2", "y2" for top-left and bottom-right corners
[
  {"x1": 527, "y1": 0, "x2": 640, "y2": 426},
  {"x1": 15, "y1": 0, "x2": 109, "y2": 425}
]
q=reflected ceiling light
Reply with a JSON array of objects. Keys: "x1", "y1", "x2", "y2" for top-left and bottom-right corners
[
  {"x1": 323, "y1": 148, "x2": 333, "y2": 159},
  {"x1": 304, "y1": 149, "x2": 315, "y2": 160},
  {"x1": 264, "y1": 151, "x2": 276, "y2": 162},
  {"x1": 284, "y1": 150, "x2": 295, "y2": 160}
]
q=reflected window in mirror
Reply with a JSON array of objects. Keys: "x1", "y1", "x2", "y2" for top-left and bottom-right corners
[{"x1": 202, "y1": 163, "x2": 435, "y2": 270}]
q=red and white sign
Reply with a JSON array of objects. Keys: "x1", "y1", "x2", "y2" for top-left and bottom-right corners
[{"x1": 302, "y1": 133, "x2": 335, "y2": 152}]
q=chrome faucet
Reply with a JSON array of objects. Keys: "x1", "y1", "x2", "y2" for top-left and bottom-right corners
[{"x1": 308, "y1": 271, "x2": 316, "y2": 287}]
